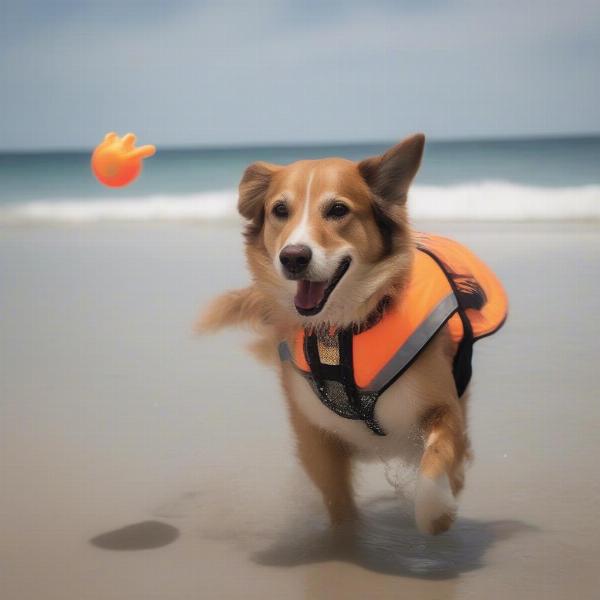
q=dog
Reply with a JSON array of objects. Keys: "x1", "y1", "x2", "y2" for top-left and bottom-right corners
[{"x1": 199, "y1": 134, "x2": 507, "y2": 535}]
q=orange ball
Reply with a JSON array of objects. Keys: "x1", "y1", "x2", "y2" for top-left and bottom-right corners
[{"x1": 91, "y1": 132, "x2": 156, "y2": 187}]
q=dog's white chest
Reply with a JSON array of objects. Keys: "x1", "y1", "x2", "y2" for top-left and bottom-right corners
[{"x1": 284, "y1": 364, "x2": 424, "y2": 459}]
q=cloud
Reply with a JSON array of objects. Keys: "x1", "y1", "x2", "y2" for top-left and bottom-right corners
[{"x1": 1, "y1": 0, "x2": 599, "y2": 150}]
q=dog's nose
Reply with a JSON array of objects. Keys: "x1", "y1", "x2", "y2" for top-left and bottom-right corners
[{"x1": 279, "y1": 244, "x2": 312, "y2": 276}]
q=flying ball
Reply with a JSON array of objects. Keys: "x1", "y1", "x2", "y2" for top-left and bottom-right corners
[{"x1": 91, "y1": 132, "x2": 156, "y2": 187}]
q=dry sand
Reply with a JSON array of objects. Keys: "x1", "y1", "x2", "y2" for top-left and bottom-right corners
[{"x1": 1, "y1": 221, "x2": 599, "y2": 599}]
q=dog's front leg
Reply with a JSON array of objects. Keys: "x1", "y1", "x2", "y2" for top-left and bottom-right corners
[
  {"x1": 287, "y1": 398, "x2": 357, "y2": 525},
  {"x1": 414, "y1": 402, "x2": 467, "y2": 535}
]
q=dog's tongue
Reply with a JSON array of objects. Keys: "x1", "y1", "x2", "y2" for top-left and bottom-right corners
[{"x1": 295, "y1": 280, "x2": 327, "y2": 310}]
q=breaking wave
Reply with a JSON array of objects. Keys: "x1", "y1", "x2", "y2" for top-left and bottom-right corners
[{"x1": 1, "y1": 182, "x2": 599, "y2": 224}]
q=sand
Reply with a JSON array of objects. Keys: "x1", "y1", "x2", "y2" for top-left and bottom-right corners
[{"x1": 1, "y1": 221, "x2": 599, "y2": 599}]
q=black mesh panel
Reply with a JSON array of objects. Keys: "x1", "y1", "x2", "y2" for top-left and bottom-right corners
[{"x1": 304, "y1": 328, "x2": 386, "y2": 435}]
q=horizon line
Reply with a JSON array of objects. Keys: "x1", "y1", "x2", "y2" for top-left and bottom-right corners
[{"x1": 1, "y1": 131, "x2": 599, "y2": 157}]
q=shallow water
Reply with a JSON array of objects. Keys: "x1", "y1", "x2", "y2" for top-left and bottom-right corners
[
  {"x1": 1, "y1": 222, "x2": 599, "y2": 599},
  {"x1": 1, "y1": 136, "x2": 600, "y2": 224}
]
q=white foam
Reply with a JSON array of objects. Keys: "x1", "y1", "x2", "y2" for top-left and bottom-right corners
[
  {"x1": 1, "y1": 182, "x2": 599, "y2": 224},
  {"x1": 0, "y1": 191, "x2": 237, "y2": 224},
  {"x1": 411, "y1": 181, "x2": 600, "y2": 221}
]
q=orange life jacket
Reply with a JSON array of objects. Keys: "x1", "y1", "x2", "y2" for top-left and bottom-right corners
[{"x1": 278, "y1": 233, "x2": 508, "y2": 435}]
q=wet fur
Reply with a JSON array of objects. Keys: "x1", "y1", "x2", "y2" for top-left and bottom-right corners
[{"x1": 199, "y1": 134, "x2": 470, "y2": 535}]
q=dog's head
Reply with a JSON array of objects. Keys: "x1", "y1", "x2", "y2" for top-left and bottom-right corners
[{"x1": 238, "y1": 134, "x2": 425, "y2": 328}]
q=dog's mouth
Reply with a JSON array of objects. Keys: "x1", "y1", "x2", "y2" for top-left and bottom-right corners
[{"x1": 294, "y1": 257, "x2": 351, "y2": 316}]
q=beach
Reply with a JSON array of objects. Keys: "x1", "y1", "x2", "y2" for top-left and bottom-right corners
[{"x1": 1, "y1": 220, "x2": 599, "y2": 599}]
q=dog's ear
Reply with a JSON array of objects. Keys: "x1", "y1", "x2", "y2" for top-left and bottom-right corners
[
  {"x1": 238, "y1": 161, "x2": 281, "y2": 220},
  {"x1": 358, "y1": 134, "x2": 425, "y2": 204}
]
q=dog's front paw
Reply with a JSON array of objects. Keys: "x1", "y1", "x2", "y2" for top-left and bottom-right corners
[{"x1": 414, "y1": 474, "x2": 457, "y2": 535}]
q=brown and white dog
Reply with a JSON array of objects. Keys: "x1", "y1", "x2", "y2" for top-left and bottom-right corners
[{"x1": 200, "y1": 134, "x2": 469, "y2": 535}]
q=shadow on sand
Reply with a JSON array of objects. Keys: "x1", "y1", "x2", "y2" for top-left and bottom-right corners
[
  {"x1": 90, "y1": 520, "x2": 180, "y2": 551},
  {"x1": 252, "y1": 495, "x2": 535, "y2": 580}
]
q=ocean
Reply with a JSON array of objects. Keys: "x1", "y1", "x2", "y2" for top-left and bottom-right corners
[{"x1": 0, "y1": 136, "x2": 599, "y2": 223}]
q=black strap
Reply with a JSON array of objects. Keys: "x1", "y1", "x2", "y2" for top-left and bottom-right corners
[
  {"x1": 304, "y1": 328, "x2": 386, "y2": 435},
  {"x1": 416, "y1": 246, "x2": 474, "y2": 397}
]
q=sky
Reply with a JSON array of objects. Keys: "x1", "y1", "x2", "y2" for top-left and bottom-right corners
[{"x1": 1, "y1": 0, "x2": 599, "y2": 151}]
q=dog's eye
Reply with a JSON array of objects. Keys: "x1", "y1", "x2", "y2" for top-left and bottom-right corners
[
  {"x1": 326, "y1": 202, "x2": 350, "y2": 219},
  {"x1": 272, "y1": 202, "x2": 289, "y2": 219}
]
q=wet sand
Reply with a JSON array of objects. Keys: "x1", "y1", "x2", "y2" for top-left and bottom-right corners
[{"x1": 1, "y1": 221, "x2": 599, "y2": 599}]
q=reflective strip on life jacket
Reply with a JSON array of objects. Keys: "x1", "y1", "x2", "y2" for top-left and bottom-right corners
[
  {"x1": 361, "y1": 292, "x2": 458, "y2": 392},
  {"x1": 350, "y1": 250, "x2": 455, "y2": 389},
  {"x1": 278, "y1": 340, "x2": 293, "y2": 362}
]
